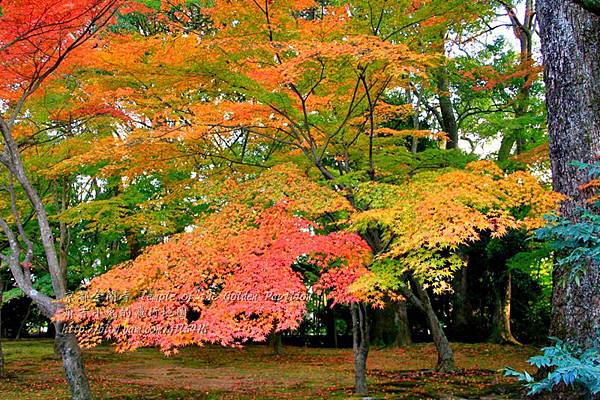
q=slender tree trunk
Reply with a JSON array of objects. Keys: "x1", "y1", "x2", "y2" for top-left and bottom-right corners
[
  {"x1": 399, "y1": 281, "x2": 455, "y2": 371},
  {"x1": 0, "y1": 280, "x2": 5, "y2": 379},
  {"x1": 271, "y1": 332, "x2": 283, "y2": 355},
  {"x1": 537, "y1": 2, "x2": 600, "y2": 398},
  {"x1": 409, "y1": 84, "x2": 424, "y2": 155},
  {"x1": 55, "y1": 324, "x2": 92, "y2": 399},
  {"x1": 58, "y1": 179, "x2": 70, "y2": 280},
  {"x1": 16, "y1": 300, "x2": 32, "y2": 340},
  {"x1": 488, "y1": 271, "x2": 520, "y2": 345},
  {"x1": 394, "y1": 301, "x2": 412, "y2": 347},
  {"x1": 0, "y1": 126, "x2": 93, "y2": 399},
  {"x1": 351, "y1": 302, "x2": 369, "y2": 394},
  {"x1": 414, "y1": 283, "x2": 455, "y2": 372},
  {"x1": 498, "y1": 0, "x2": 536, "y2": 161}
]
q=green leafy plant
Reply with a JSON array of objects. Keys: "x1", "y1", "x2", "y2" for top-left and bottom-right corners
[
  {"x1": 506, "y1": 160, "x2": 600, "y2": 397},
  {"x1": 535, "y1": 161, "x2": 600, "y2": 282},
  {"x1": 505, "y1": 338, "x2": 600, "y2": 398}
]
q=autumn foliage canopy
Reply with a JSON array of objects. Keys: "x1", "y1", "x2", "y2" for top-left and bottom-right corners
[{"x1": 59, "y1": 166, "x2": 373, "y2": 354}]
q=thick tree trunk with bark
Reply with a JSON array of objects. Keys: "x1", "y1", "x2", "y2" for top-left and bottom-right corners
[
  {"x1": 370, "y1": 301, "x2": 411, "y2": 347},
  {"x1": 325, "y1": 305, "x2": 338, "y2": 348},
  {"x1": 538, "y1": 0, "x2": 600, "y2": 349},
  {"x1": 452, "y1": 267, "x2": 471, "y2": 334},
  {"x1": 488, "y1": 271, "x2": 520, "y2": 345},
  {"x1": 537, "y1": 1, "x2": 600, "y2": 398},
  {"x1": 351, "y1": 302, "x2": 369, "y2": 394},
  {"x1": 271, "y1": 332, "x2": 283, "y2": 355}
]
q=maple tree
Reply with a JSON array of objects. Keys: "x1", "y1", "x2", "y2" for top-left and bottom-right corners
[
  {"x1": 349, "y1": 160, "x2": 561, "y2": 370},
  {"x1": 58, "y1": 167, "x2": 373, "y2": 354},
  {"x1": 0, "y1": 1, "x2": 124, "y2": 399}
]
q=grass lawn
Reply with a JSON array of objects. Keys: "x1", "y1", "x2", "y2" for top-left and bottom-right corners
[{"x1": 0, "y1": 340, "x2": 536, "y2": 399}]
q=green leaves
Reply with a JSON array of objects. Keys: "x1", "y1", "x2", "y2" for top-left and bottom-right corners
[
  {"x1": 505, "y1": 338, "x2": 600, "y2": 397},
  {"x1": 535, "y1": 161, "x2": 600, "y2": 283}
]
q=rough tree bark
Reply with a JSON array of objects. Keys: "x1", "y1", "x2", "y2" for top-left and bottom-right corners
[
  {"x1": 538, "y1": 0, "x2": 600, "y2": 349},
  {"x1": 55, "y1": 325, "x2": 92, "y2": 399},
  {"x1": 351, "y1": 302, "x2": 369, "y2": 395},
  {"x1": 536, "y1": 0, "x2": 600, "y2": 398}
]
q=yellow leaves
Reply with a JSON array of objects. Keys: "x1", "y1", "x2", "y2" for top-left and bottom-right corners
[
  {"x1": 350, "y1": 163, "x2": 562, "y2": 290},
  {"x1": 373, "y1": 103, "x2": 414, "y2": 123},
  {"x1": 512, "y1": 143, "x2": 550, "y2": 165},
  {"x1": 465, "y1": 160, "x2": 504, "y2": 177}
]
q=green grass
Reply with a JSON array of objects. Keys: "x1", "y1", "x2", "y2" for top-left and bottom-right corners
[{"x1": 0, "y1": 340, "x2": 536, "y2": 399}]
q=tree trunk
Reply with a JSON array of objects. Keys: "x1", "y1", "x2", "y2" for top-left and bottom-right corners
[
  {"x1": 409, "y1": 84, "x2": 424, "y2": 155},
  {"x1": 325, "y1": 305, "x2": 338, "y2": 348},
  {"x1": 538, "y1": 0, "x2": 600, "y2": 349},
  {"x1": 271, "y1": 332, "x2": 283, "y2": 355},
  {"x1": 58, "y1": 179, "x2": 70, "y2": 280},
  {"x1": 0, "y1": 123, "x2": 94, "y2": 398},
  {"x1": 55, "y1": 324, "x2": 93, "y2": 400},
  {"x1": 497, "y1": 136, "x2": 516, "y2": 162},
  {"x1": 351, "y1": 302, "x2": 369, "y2": 395},
  {"x1": 394, "y1": 301, "x2": 412, "y2": 347},
  {"x1": 16, "y1": 300, "x2": 32, "y2": 340},
  {"x1": 488, "y1": 271, "x2": 520, "y2": 345},
  {"x1": 414, "y1": 283, "x2": 455, "y2": 372},
  {"x1": 452, "y1": 267, "x2": 470, "y2": 333},
  {"x1": 0, "y1": 280, "x2": 5, "y2": 379},
  {"x1": 537, "y1": 2, "x2": 600, "y2": 398},
  {"x1": 436, "y1": 71, "x2": 459, "y2": 149}
]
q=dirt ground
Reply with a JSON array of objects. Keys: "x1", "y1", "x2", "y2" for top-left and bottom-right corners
[{"x1": 0, "y1": 340, "x2": 537, "y2": 399}]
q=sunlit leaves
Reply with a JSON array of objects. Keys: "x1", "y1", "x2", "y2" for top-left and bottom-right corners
[{"x1": 351, "y1": 161, "x2": 562, "y2": 292}]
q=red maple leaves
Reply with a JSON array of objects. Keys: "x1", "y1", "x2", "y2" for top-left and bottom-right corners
[
  {"x1": 59, "y1": 202, "x2": 372, "y2": 354},
  {"x1": 0, "y1": 0, "x2": 122, "y2": 101}
]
